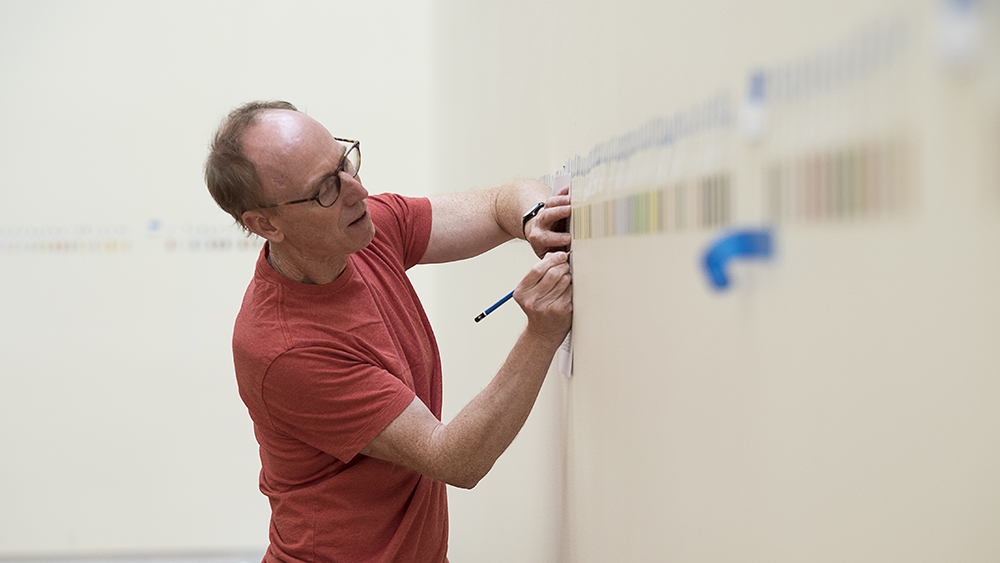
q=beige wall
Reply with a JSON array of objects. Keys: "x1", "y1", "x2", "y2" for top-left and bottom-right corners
[
  {"x1": 0, "y1": 0, "x2": 436, "y2": 556},
  {"x1": 430, "y1": 0, "x2": 1000, "y2": 561}
]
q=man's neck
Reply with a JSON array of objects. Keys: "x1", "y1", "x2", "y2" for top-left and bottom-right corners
[{"x1": 266, "y1": 244, "x2": 348, "y2": 285}]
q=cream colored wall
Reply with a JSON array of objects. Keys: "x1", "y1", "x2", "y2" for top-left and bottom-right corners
[
  {"x1": 429, "y1": 0, "x2": 1000, "y2": 562},
  {"x1": 0, "y1": 0, "x2": 436, "y2": 556}
]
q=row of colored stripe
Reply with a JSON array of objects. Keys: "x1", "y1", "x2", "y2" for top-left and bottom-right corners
[
  {"x1": 763, "y1": 137, "x2": 910, "y2": 223},
  {"x1": 0, "y1": 234, "x2": 263, "y2": 254},
  {"x1": 0, "y1": 239, "x2": 132, "y2": 253},
  {"x1": 568, "y1": 134, "x2": 914, "y2": 240},
  {"x1": 571, "y1": 174, "x2": 732, "y2": 240}
]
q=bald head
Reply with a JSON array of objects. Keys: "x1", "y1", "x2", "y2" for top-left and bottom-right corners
[
  {"x1": 241, "y1": 110, "x2": 339, "y2": 204},
  {"x1": 204, "y1": 100, "x2": 299, "y2": 230}
]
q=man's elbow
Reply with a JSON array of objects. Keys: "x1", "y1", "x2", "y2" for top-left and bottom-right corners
[
  {"x1": 448, "y1": 475, "x2": 482, "y2": 490},
  {"x1": 440, "y1": 460, "x2": 494, "y2": 490}
]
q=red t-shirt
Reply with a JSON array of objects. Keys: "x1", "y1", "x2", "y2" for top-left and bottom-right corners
[{"x1": 233, "y1": 194, "x2": 448, "y2": 562}]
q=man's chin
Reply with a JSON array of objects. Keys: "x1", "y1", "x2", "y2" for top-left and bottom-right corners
[{"x1": 352, "y1": 217, "x2": 376, "y2": 251}]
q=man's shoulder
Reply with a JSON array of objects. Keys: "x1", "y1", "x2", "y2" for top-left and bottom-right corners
[
  {"x1": 368, "y1": 193, "x2": 429, "y2": 222},
  {"x1": 365, "y1": 193, "x2": 432, "y2": 267}
]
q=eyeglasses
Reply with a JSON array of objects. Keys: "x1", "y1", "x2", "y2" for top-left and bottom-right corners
[{"x1": 258, "y1": 138, "x2": 361, "y2": 210}]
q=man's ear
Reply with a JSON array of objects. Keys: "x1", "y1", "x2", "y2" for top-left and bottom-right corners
[{"x1": 242, "y1": 210, "x2": 284, "y2": 243}]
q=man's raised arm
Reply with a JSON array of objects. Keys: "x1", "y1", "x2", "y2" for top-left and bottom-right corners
[{"x1": 419, "y1": 179, "x2": 572, "y2": 264}]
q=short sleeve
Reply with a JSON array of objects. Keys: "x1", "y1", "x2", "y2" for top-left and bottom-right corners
[
  {"x1": 368, "y1": 194, "x2": 432, "y2": 269},
  {"x1": 260, "y1": 345, "x2": 417, "y2": 462}
]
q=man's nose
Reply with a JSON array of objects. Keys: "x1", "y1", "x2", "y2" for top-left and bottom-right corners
[{"x1": 339, "y1": 172, "x2": 368, "y2": 203}]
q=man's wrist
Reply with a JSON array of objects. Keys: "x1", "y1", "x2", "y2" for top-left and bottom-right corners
[{"x1": 521, "y1": 202, "x2": 545, "y2": 239}]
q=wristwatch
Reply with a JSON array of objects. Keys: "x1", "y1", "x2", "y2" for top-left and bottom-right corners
[{"x1": 521, "y1": 202, "x2": 545, "y2": 239}]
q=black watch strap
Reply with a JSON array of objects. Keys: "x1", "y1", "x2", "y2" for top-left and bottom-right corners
[{"x1": 521, "y1": 202, "x2": 546, "y2": 239}]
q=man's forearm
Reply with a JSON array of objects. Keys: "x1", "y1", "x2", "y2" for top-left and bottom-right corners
[
  {"x1": 432, "y1": 327, "x2": 563, "y2": 489},
  {"x1": 359, "y1": 253, "x2": 572, "y2": 487}
]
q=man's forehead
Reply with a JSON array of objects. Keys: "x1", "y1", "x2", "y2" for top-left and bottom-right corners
[
  {"x1": 247, "y1": 110, "x2": 321, "y2": 152},
  {"x1": 244, "y1": 110, "x2": 342, "y2": 194},
  {"x1": 247, "y1": 111, "x2": 331, "y2": 168}
]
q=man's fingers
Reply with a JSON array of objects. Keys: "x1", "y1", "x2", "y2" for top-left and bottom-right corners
[
  {"x1": 540, "y1": 199, "x2": 571, "y2": 222},
  {"x1": 534, "y1": 261, "x2": 571, "y2": 298},
  {"x1": 516, "y1": 252, "x2": 569, "y2": 294},
  {"x1": 532, "y1": 230, "x2": 572, "y2": 247},
  {"x1": 514, "y1": 251, "x2": 573, "y2": 338},
  {"x1": 546, "y1": 193, "x2": 571, "y2": 207},
  {"x1": 536, "y1": 266, "x2": 572, "y2": 306}
]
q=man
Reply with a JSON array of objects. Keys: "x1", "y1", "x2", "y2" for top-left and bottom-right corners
[{"x1": 204, "y1": 100, "x2": 572, "y2": 562}]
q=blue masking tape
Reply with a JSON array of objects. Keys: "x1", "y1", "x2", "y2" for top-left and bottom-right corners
[{"x1": 702, "y1": 228, "x2": 774, "y2": 290}]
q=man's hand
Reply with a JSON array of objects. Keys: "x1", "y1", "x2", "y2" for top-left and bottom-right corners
[
  {"x1": 525, "y1": 186, "x2": 572, "y2": 258},
  {"x1": 514, "y1": 251, "x2": 573, "y2": 344}
]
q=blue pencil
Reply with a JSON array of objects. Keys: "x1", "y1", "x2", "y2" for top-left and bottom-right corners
[{"x1": 474, "y1": 290, "x2": 514, "y2": 323}]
